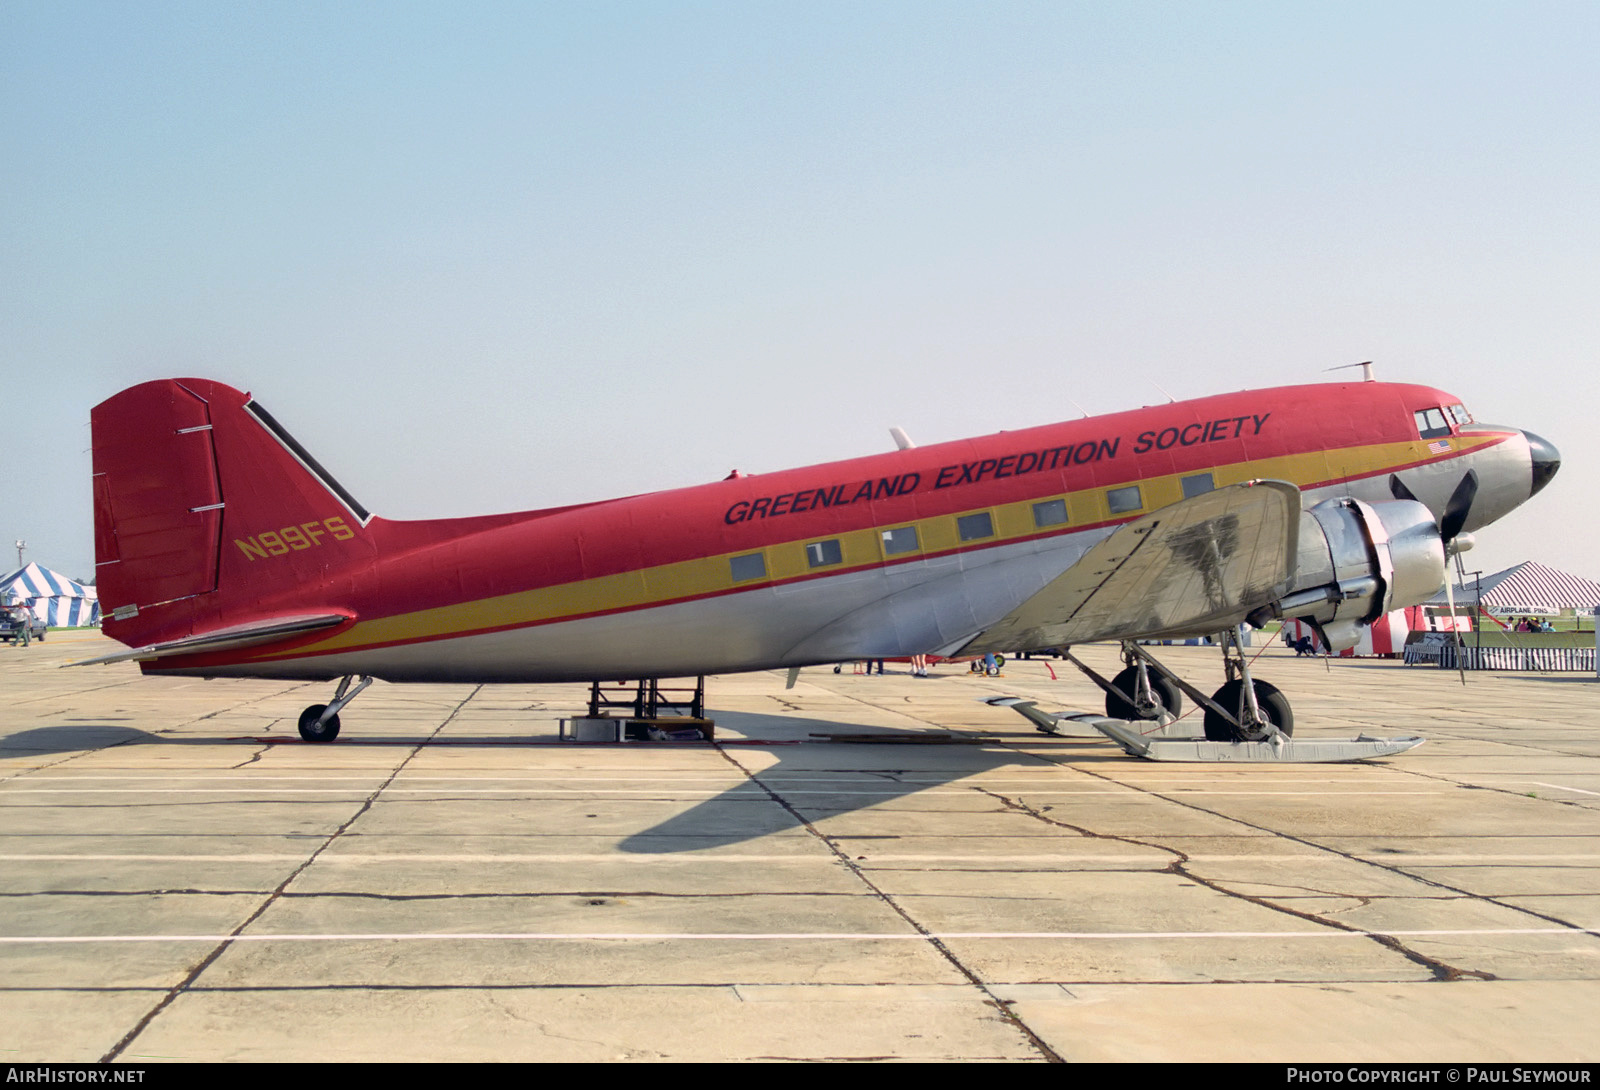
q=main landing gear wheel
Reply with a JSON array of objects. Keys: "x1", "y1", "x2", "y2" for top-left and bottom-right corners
[
  {"x1": 298, "y1": 704, "x2": 341, "y2": 743},
  {"x1": 1203, "y1": 679, "x2": 1293, "y2": 742},
  {"x1": 1106, "y1": 665, "x2": 1182, "y2": 721}
]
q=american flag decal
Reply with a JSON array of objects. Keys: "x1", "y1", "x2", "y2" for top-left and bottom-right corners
[{"x1": 1428, "y1": 439, "x2": 1451, "y2": 454}]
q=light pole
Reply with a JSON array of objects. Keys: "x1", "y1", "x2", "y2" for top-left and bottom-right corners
[
  {"x1": 1474, "y1": 570, "x2": 1484, "y2": 662},
  {"x1": 1462, "y1": 569, "x2": 1483, "y2": 670}
]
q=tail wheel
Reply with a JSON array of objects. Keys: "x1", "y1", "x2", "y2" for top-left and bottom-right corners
[
  {"x1": 1203, "y1": 679, "x2": 1293, "y2": 742},
  {"x1": 298, "y1": 704, "x2": 341, "y2": 742},
  {"x1": 1106, "y1": 665, "x2": 1182, "y2": 720}
]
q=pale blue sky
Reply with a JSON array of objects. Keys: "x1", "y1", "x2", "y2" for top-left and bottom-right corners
[{"x1": 4, "y1": 1, "x2": 1595, "y2": 585}]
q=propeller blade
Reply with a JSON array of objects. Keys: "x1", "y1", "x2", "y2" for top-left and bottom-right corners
[
  {"x1": 1438, "y1": 470, "x2": 1479, "y2": 543},
  {"x1": 1444, "y1": 554, "x2": 1467, "y2": 686},
  {"x1": 1389, "y1": 474, "x2": 1419, "y2": 503}
]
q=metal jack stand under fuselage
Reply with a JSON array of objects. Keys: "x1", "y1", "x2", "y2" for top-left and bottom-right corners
[
  {"x1": 987, "y1": 635, "x2": 1423, "y2": 763},
  {"x1": 559, "y1": 678, "x2": 716, "y2": 742}
]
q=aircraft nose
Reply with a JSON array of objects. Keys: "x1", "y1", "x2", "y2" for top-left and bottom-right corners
[{"x1": 1524, "y1": 430, "x2": 1561, "y2": 496}]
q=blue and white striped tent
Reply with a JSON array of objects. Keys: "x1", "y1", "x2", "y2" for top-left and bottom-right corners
[{"x1": 0, "y1": 563, "x2": 100, "y2": 628}]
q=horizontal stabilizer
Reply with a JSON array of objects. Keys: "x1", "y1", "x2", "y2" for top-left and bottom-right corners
[{"x1": 66, "y1": 614, "x2": 351, "y2": 667}]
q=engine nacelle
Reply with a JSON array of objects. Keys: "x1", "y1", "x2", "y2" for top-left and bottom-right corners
[{"x1": 1247, "y1": 498, "x2": 1445, "y2": 652}]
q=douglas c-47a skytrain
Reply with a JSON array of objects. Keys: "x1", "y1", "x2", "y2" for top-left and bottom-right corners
[{"x1": 80, "y1": 375, "x2": 1558, "y2": 759}]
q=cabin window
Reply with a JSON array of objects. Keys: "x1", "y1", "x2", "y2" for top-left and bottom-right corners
[
  {"x1": 1181, "y1": 473, "x2": 1215, "y2": 499},
  {"x1": 1107, "y1": 485, "x2": 1142, "y2": 514},
  {"x1": 957, "y1": 512, "x2": 994, "y2": 541},
  {"x1": 881, "y1": 526, "x2": 919, "y2": 556},
  {"x1": 805, "y1": 539, "x2": 843, "y2": 568},
  {"x1": 1414, "y1": 408, "x2": 1451, "y2": 439},
  {"x1": 1032, "y1": 498, "x2": 1068, "y2": 528},
  {"x1": 729, "y1": 553, "x2": 766, "y2": 582}
]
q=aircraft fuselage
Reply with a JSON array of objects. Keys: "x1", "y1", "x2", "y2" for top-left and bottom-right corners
[{"x1": 91, "y1": 379, "x2": 1555, "y2": 684}]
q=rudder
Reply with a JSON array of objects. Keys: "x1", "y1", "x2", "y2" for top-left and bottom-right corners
[{"x1": 92, "y1": 379, "x2": 374, "y2": 649}]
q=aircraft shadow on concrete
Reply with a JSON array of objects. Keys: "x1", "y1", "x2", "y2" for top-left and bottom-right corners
[
  {"x1": 617, "y1": 709, "x2": 1112, "y2": 854},
  {"x1": 2, "y1": 711, "x2": 1119, "y2": 854},
  {"x1": 0, "y1": 723, "x2": 364, "y2": 753},
  {"x1": 0, "y1": 724, "x2": 161, "y2": 755}
]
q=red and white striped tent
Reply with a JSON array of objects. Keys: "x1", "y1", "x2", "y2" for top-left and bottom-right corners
[
  {"x1": 1434, "y1": 560, "x2": 1600, "y2": 617},
  {"x1": 1283, "y1": 611, "x2": 1411, "y2": 657}
]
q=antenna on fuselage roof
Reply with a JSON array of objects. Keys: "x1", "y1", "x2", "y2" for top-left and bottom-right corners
[
  {"x1": 1325, "y1": 361, "x2": 1376, "y2": 382},
  {"x1": 889, "y1": 426, "x2": 916, "y2": 451},
  {"x1": 1150, "y1": 381, "x2": 1177, "y2": 403}
]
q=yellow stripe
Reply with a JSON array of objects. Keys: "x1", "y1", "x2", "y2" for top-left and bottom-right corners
[{"x1": 259, "y1": 437, "x2": 1487, "y2": 659}]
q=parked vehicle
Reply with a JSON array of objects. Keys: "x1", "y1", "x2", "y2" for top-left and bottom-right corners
[{"x1": 0, "y1": 602, "x2": 46, "y2": 644}]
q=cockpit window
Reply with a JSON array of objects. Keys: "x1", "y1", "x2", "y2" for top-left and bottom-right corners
[
  {"x1": 1447, "y1": 403, "x2": 1472, "y2": 426},
  {"x1": 1414, "y1": 408, "x2": 1451, "y2": 440}
]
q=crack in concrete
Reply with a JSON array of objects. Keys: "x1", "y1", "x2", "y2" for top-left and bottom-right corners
[
  {"x1": 5, "y1": 678, "x2": 148, "y2": 707},
  {"x1": 0, "y1": 888, "x2": 270, "y2": 897},
  {"x1": 1121, "y1": 772, "x2": 1600, "y2": 948},
  {"x1": 514, "y1": 1004, "x2": 665, "y2": 1058},
  {"x1": 752, "y1": 1053, "x2": 1020, "y2": 1062},
  {"x1": 713, "y1": 744, "x2": 1064, "y2": 1064},
  {"x1": 230, "y1": 744, "x2": 270, "y2": 768},
  {"x1": 7, "y1": 799, "x2": 365, "y2": 810},
  {"x1": 99, "y1": 685, "x2": 483, "y2": 1063},
  {"x1": 1387, "y1": 761, "x2": 1600, "y2": 810},
  {"x1": 270, "y1": 889, "x2": 864, "y2": 901},
  {"x1": 1, "y1": 683, "x2": 317, "y2": 784},
  {"x1": 971, "y1": 779, "x2": 1496, "y2": 983}
]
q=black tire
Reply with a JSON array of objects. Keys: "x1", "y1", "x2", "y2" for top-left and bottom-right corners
[
  {"x1": 1106, "y1": 665, "x2": 1182, "y2": 720},
  {"x1": 298, "y1": 704, "x2": 341, "y2": 742},
  {"x1": 1203, "y1": 679, "x2": 1294, "y2": 742}
]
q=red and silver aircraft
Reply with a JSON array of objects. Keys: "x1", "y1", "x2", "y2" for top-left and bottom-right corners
[{"x1": 82, "y1": 376, "x2": 1558, "y2": 751}]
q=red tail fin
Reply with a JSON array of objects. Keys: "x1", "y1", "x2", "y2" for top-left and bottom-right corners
[{"x1": 92, "y1": 379, "x2": 375, "y2": 649}]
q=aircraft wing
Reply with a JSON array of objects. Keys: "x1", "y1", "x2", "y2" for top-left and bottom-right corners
[{"x1": 956, "y1": 480, "x2": 1301, "y2": 655}]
